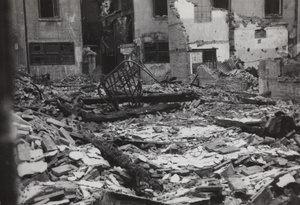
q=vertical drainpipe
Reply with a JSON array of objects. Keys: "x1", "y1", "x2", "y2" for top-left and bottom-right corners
[{"x1": 23, "y1": 0, "x2": 30, "y2": 73}]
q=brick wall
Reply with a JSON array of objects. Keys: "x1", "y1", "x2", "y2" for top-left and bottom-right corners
[{"x1": 168, "y1": 0, "x2": 190, "y2": 83}]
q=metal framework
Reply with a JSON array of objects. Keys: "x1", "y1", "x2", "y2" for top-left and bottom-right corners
[{"x1": 98, "y1": 60, "x2": 161, "y2": 111}]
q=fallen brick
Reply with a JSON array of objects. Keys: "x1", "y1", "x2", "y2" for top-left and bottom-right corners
[
  {"x1": 227, "y1": 177, "x2": 247, "y2": 192},
  {"x1": 46, "y1": 118, "x2": 65, "y2": 128},
  {"x1": 58, "y1": 127, "x2": 75, "y2": 145},
  {"x1": 42, "y1": 135, "x2": 57, "y2": 152},
  {"x1": 17, "y1": 142, "x2": 31, "y2": 161},
  {"x1": 241, "y1": 165, "x2": 264, "y2": 176},
  {"x1": 251, "y1": 188, "x2": 273, "y2": 205},
  {"x1": 33, "y1": 190, "x2": 64, "y2": 203},
  {"x1": 52, "y1": 164, "x2": 77, "y2": 177}
]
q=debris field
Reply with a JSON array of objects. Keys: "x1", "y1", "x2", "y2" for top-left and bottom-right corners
[{"x1": 14, "y1": 72, "x2": 300, "y2": 205}]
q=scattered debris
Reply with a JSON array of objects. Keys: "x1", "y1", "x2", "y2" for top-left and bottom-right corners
[{"x1": 14, "y1": 74, "x2": 300, "y2": 204}]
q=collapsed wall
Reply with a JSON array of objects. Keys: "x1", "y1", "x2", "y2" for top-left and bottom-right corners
[{"x1": 259, "y1": 58, "x2": 300, "y2": 101}]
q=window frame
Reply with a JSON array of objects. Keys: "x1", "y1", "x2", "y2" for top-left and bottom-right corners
[
  {"x1": 255, "y1": 29, "x2": 267, "y2": 39},
  {"x1": 144, "y1": 42, "x2": 170, "y2": 63},
  {"x1": 194, "y1": 5, "x2": 212, "y2": 23},
  {"x1": 38, "y1": 0, "x2": 60, "y2": 20},
  {"x1": 29, "y1": 42, "x2": 75, "y2": 65},
  {"x1": 265, "y1": 0, "x2": 283, "y2": 17},
  {"x1": 153, "y1": 0, "x2": 168, "y2": 17},
  {"x1": 213, "y1": 0, "x2": 229, "y2": 10}
]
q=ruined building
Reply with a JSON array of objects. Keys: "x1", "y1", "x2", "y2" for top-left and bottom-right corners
[{"x1": 9, "y1": 0, "x2": 300, "y2": 84}]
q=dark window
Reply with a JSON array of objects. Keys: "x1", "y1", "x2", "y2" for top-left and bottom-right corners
[
  {"x1": 194, "y1": 5, "x2": 211, "y2": 23},
  {"x1": 39, "y1": 0, "x2": 59, "y2": 18},
  {"x1": 265, "y1": 0, "x2": 282, "y2": 16},
  {"x1": 29, "y1": 43, "x2": 74, "y2": 65},
  {"x1": 144, "y1": 42, "x2": 169, "y2": 63},
  {"x1": 214, "y1": 0, "x2": 229, "y2": 9},
  {"x1": 122, "y1": 0, "x2": 133, "y2": 10},
  {"x1": 203, "y1": 49, "x2": 217, "y2": 62},
  {"x1": 153, "y1": 0, "x2": 168, "y2": 16},
  {"x1": 255, "y1": 29, "x2": 267, "y2": 38}
]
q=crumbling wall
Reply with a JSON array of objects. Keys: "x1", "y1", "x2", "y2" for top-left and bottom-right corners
[
  {"x1": 259, "y1": 59, "x2": 300, "y2": 101},
  {"x1": 232, "y1": 0, "x2": 298, "y2": 59},
  {"x1": 174, "y1": 0, "x2": 230, "y2": 63},
  {"x1": 133, "y1": 0, "x2": 170, "y2": 83},
  {"x1": 168, "y1": 0, "x2": 190, "y2": 82},
  {"x1": 25, "y1": 0, "x2": 83, "y2": 80},
  {"x1": 10, "y1": 0, "x2": 27, "y2": 71},
  {"x1": 234, "y1": 20, "x2": 288, "y2": 68}
]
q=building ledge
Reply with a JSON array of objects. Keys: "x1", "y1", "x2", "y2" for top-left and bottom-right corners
[{"x1": 38, "y1": 18, "x2": 62, "y2": 22}]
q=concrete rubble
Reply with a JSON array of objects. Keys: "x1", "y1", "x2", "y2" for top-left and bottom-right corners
[{"x1": 14, "y1": 72, "x2": 300, "y2": 205}]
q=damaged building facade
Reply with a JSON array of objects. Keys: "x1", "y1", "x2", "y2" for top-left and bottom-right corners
[
  {"x1": 10, "y1": 0, "x2": 300, "y2": 97},
  {"x1": 97, "y1": 0, "x2": 300, "y2": 84},
  {"x1": 11, "y1": 0, "x2": 83, "y2": 79}
]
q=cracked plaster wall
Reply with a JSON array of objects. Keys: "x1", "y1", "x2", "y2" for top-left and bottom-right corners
[
  {"x1": 234, "y1": 22, "x2": 288, "y2": 68},
  {"x1": 133, "y1": 0, "x2": 170, "y2": 83},
  {"x1": 25, "y1": 0, "x2": 83, "y2": 80},
  {"x1": 173, "y1": 0, "x2": 230, "y2": 63}
]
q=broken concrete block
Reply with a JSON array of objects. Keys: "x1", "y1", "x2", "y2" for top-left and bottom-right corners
[
  {"x1": 58, "y1": 127, "x2": 75, "y2": 145},
  {"x1": 46, "y1": 118, "x2": 65, "y2": 127},
  {"x1": 218, "y1": 146, "x2": 240, "y2": 154},
  {"x1": 221, "y1": 163, "x2": 235, "y2": 178},
  {"x1": 21, "y1": 114, "x2": 34, "y2": 121},
  {"x1": 205, "y1": 141, "x2": 225, "y2": 152},
  {"x1": 17, "y1": 161, "x2": 47, "y2": 177},
  {"x1": 276, "y1": 173, "x2": 295, "y2": 188},
  {"x1": 170, "y1": 174, "x2": 180, "y2": 183},
  {"x1": 241, "y1": 165, "x2": 264, "y2": 176},
  {"x1": 52, "y1": 164, "x2": 77, "y2": 177},
  {"x1": 153, "y1": 126, "x2": 163, "y2": 133},
  {"x1": 42, "y1": 135, "x2": 57, "y2": 152},
  {"x1": 30, "y1": 149, "x2": 44, "y2": 160},
  {"x1": 17, "y1": 142, "x2": 31, "y2": 161},
  {"x1": 227, "y1": 177, "x2": 247, "y2": 192},
  {"x1": 264, "y1": 136, "x2": 275, "y2": 144},
  {"x1": 33, "y1": 190, "x2": 65, "y2": 203},
  {"x1": 251, "y1": 188, "x2": 273, "y2": 205},
  {"x1": 276, "y1": 157, "x2": 288, "y2": 166}
]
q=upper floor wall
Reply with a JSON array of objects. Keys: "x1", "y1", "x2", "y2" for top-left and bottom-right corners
[
  {"x1": 25, "y1": 0, "x2": 82, "y2": 43},
  {"x1": 24, "y1": 0, "x2": 83, "y2": 80},
  {"x1": 133, "y1": 0, "x2": 169, "y2": 40}
]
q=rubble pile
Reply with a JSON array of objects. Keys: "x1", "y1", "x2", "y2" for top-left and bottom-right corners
[{"x1": 13, "y1": 74, "x2": 300, "y2": 205}]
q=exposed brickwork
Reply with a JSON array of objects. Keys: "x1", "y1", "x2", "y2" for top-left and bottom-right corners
[{"x1": 168, "y1": 0, "x2": 190, "y2": 82}]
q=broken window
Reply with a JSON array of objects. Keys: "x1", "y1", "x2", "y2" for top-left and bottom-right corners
[
  {"x1": 203, "y1": 49, "x2": 217, "y2": 62},
  {"x1": 144, "y1": 42, "x2": 170, "y2": 63},
  {"x1": 39, "y1": 0, "x2": 59, "y2": 18},
  {"x1": 255, "y1": 29, "x2": 267, "y2": 38},
  {"x1": 194, "y1": 5, "x2": 211, "y2": 23},
  {"x1": 265, "y1": 0, "x2": 282, "y2": 16},
  {"x1": 29, "y1": 43, "x2": 74, "y2": 65},
  {"x1": 213, "y1": 0, "x2": 229, "y2": 9},
  {"x1": 153, "y1": 0, "x2": 168, "y2": 17}
]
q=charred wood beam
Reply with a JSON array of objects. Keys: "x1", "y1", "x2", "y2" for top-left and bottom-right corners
[
  {"x1": 81, "y1": 103, "x2": 181, "y2": 123},
  {"x1": 83, "y1": 92, "x2": 197, "y2": 105},
  {"x1": 87, "y1": 136, "x2": 163, "y2": 191},
  {"x1": 215, "y1": 118, "x2": 264, "y2": 136}
]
